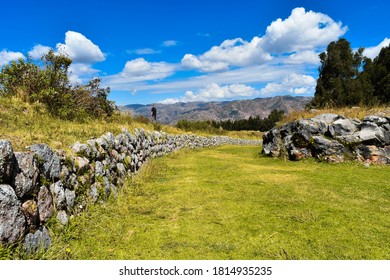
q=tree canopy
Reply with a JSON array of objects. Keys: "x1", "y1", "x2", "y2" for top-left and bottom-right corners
[{"x1": 308, "y1": 38, "x2": 389, "y2": 108}]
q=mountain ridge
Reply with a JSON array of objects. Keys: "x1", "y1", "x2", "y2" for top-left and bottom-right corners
[{"x1": 121, "y1": 96, "x2": 312, "y2": 124}]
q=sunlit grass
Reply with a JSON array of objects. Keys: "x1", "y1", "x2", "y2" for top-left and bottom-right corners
[{"x1": 41, "y1": 146, "x2": 390, "y2": 260}]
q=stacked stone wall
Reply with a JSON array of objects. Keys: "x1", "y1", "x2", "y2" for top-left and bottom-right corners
[{"x1": 0, "y1": 128, "x2": 260, "y2": 252}]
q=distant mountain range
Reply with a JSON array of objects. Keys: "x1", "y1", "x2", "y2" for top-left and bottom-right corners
[{"x1": 121, "y1": 96, "x2": 312, "y2": 124}]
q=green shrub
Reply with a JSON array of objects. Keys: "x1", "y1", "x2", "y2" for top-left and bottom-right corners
[{"x1": 0, "y1": 50, "x2": 114, "y2": 120}]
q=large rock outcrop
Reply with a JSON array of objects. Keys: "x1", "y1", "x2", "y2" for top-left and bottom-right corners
[{"x1": 262, "y1": 114, "x2": 390, "y2": 164}]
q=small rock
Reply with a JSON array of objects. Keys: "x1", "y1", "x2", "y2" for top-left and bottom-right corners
[
  {"x1": 71, "y1": 142, "x2": 92, "y2": 158},
  {"x1": 89, "y1": 183, "x2": 99, "y2": 202},
  {"x1": 37, "y1": 186, "x2": 54, "y2": 223},
  {"x1": 65, "y1": 189, "x2": 76, "y2": 212},
  {"x1": 74, "y1": 157, "x2": 90, "y2": 174},
  {"x1": 50, "y1": 181, "x2": 66, "y2": 210},
  {"x1": 23, "y1": 226, "x2": 51, "y2": 254},
  {"x1": 21, "y1": 200, "x2": 39, "y2": 231},
  {"x1": 56, "y1": 210, "x2": 69, "y2": 225}
]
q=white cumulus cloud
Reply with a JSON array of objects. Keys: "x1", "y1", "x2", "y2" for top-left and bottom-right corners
[
  {"x1": 0, "y1": 50, "x2": 25, "y2": 67},
  {"x1": 56, "y1": 31, "x2": 105, "y2": 63},
  {"x1": 182, "y1": 37, "x2": 271, "y2": 72},
  {"x1": 284, "y1": 50, "x2": 320, "y2": 64},
  {"x1": 262, "y1": 7, "x2": 347, "y2": 53},
  {"x1": 160, "y1": 83, "x2": 260, "y2": 104},
  {"x1": 180, "y1": 7, "x2": 346, "y2": 73},
  {"x1": 121, "y1": 58, "x2": 176, "y2": 80},
  {"x1": 28, "y1": 44, "x2": 52, "y2": 59},
  {"x1": 363, "y1": 38, "x2": 390, "y2": 59},
  {"x1": 260, "y1": 73, "x2": 316, "y2": 95}
]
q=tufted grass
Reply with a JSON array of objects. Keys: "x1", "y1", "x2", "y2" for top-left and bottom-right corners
[{"x1": 38, "y1": 145, "x2": 390, "y2": 260}]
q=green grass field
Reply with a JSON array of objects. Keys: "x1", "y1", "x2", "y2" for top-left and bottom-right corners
[{"x1": 38, "y1": 145, "x2": 390, "y2": 260}]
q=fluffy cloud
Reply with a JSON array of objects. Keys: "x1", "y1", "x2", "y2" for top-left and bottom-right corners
[
  {"x1": 56, "y1": 31, "x2": 105, "y2": 63},
  {"x1": 121, "y1": 58, "x2": 176, "y2": 80},
  {"x1": 182, "y1": 54, "x2": 230, "y2": 72},
  {"x1": 260, "y1": 73, "x2": 316, "y2": 95},
  {"x1": 160, "y1": 83, "x2": 259, "y2": 103},
  {"x1": 0, "y1": 50, "x2": 25, "y2": 67},
  {"x1": 363, "y1": 38, "x2": 390, "y2": 59},
  {"x1": 262, "y1": 7, "x2": 347, "y2": 53},
  {"x1": 181, "y1": 7, "x2": 346, "y2": 73},
  {"x1": 182, "y1": 37, "x2": 271, "y2": 72},
  {"x1": 283, "y1": 50, "x2": 320, "y2": 65},
  {"x1": 28, "y1": 44, "x2": 52, "y2": 59}
]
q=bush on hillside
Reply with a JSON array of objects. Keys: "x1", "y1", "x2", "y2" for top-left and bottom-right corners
[{"x1": 0, "y1": 50, "x2": 114, "y2": 120}]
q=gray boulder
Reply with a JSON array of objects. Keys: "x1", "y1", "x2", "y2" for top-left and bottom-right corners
[
  {"x1": 0, "y1": 184, "x2": 26, "y2": 244},
  {"x1": 262, "y1": 113, "x2": 389, "y2": 164},
  {"x1": 356, "y1": 145, "x2": 390, "y2": 164},
  {"x1": 0, "y1": 140, "x2": 14, "y2": 183},
  {"x1": 311, "y1": 136, "x2": 352, "y2": 163},
  {"x1": 356, "y1": 122, "x2": 385, "y2": 146},
  {"x1": 329, "y1": 118, "x2": 358, "y2": 137},
  {"x1": 262, "y1": 129, "x2": 283, "y2": 157},
  {"x1": 363, "y1": 115, "x2": 388, "y2": 126},
  {"x1": 12, "y1": 152, "x2": 39, "y2": 199},
  {"x1": 27, "y1": 144, "x2": 61, "y2": 180},
  {"x1": 312, "y1": 113, "x2": 344, "y2": 124},
  {"x1": 23, "y1": 226, "x2": 51, "y2": 254}
]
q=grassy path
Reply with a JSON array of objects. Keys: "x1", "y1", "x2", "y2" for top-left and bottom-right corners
[{"x1": 45, "y1": 146, "x2": 390, "y2": 259}]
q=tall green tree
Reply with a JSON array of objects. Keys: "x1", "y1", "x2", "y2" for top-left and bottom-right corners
[
  {"x1": 309, "y1": 38, "x2": 368, "y2": 108},
  {"x1": 363, "y1": 44, "x2": 390, "y2": 103}
]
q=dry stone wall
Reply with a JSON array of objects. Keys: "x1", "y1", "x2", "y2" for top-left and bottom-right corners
[{"x1": 0, "y1": 128, "x2": 260, "y2": 252}]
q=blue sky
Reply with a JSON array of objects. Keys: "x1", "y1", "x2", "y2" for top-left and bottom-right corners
[{"x1": 1, "y1": 0, "x2": 389, "y2": 105}]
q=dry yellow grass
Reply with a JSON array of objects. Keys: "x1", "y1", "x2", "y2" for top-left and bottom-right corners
[
  {"x1": 0, "y1": 96, "x2": 156, "y2": 151},
  {"x1": 280, "y1": 106, "x2": 390, "y2": 125}
]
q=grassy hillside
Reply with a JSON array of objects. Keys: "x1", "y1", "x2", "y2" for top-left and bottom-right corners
[
  {"x1": 22, "y1": 145, "x2": 390, "y2": 260},
  {"x1": 0, "y1": 96, "x2": 260, "y2": 152}
]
